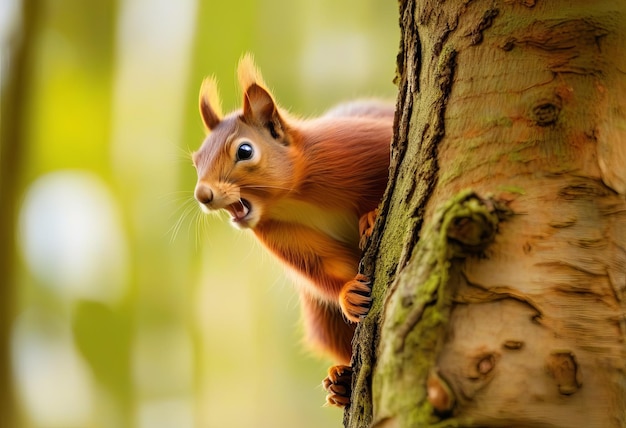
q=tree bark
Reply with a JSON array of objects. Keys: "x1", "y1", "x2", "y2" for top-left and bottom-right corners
[{"x1": 346, "y1": 1, "x2": 626, "y2": 427}]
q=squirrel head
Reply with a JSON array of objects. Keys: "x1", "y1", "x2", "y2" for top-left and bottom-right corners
[{"x1": 193, "y1": 54, "x2": 297, "y2": 229}]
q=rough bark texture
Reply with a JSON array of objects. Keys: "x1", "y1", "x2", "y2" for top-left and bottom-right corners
[{"x1": 346, "y1": 1, "x2": 626, "y2": 427}]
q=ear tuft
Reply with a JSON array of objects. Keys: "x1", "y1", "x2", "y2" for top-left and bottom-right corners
[
  {"x1": 237, "y1": 53, "x2": 266, "y2": 91},
  {"x1": 199, "y1": 76, "x2": 223, "y2": 131}
]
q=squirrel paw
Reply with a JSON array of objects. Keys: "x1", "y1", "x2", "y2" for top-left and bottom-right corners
[
  {"x1": 323, "y1": 365, "x2": 353, "y2": 408},
  {"x1": 358, "y1": 209, "x2": 378, "y2": 250},
  {"x1": 340, "y1": 274, "x2": 372, "y2": 323}
]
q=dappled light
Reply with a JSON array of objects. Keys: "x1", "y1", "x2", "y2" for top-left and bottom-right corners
[{"x1": 19, "y1": 171, "x2": 128, "y2": 303}]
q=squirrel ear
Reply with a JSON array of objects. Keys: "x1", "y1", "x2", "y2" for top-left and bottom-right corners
[
  {"x1": 243, "y1": 83, "x2": 278, "y2": 126},
  {"x1": 243, "y1": 84, "x2": 284, "y2": 139},
  {"x1": 199, "y1": 77, "x2": 222, "y2": 131},
  {"x1": 238, "y1": 53, "x2": 284, "y2": 139}
]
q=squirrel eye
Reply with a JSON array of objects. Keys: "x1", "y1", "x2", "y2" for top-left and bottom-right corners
[{"x1": 236, "y1": 142, "x2": 254, "y2": 161}]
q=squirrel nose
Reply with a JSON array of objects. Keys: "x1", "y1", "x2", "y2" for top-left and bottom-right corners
[{"x1": 194, "y1": 183, "x2": 213, "y2": 205}]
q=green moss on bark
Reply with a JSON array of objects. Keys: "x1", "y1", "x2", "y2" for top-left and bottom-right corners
[{"x1": 371, "y1": 191, "x2": 506, "y2": 427}]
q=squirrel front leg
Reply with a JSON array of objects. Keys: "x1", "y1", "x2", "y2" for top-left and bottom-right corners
[
  {"x1": 358, "y1": 208, "x2": 378, "y2": 250},
  {"x1": 339, "y1": 274, "x2": 372, "y2": 323},
  {"x1": 339, "y1": 209, "x2": 379, "y2": 323},
  {"x1": 324, "y1": 209, "x2": 378, "y2": 407}
]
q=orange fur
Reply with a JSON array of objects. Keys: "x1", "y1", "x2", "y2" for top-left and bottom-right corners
[{"x1": 192, "y1": 55, "x2": 393, "y2": 367}]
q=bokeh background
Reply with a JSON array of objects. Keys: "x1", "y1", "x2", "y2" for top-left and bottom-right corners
[{"x1": 1, "y1": 0, "x2": 398, "y2": 427}]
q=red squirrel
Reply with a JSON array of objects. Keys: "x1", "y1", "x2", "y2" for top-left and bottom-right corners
[{"x1": 192, "y1": 54, "x2": 392, "y2": 407}]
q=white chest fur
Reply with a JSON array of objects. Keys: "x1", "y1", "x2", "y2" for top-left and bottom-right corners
[{"x1": 268, "y1": 199, "x2": 359, "y2": 247}]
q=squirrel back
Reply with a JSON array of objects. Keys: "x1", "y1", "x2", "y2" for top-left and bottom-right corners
[{"x1": 192, "y1": 54, "x2": 393, "y2": 364}]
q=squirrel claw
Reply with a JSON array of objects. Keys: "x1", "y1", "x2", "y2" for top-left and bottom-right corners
[
  {"x1": 358, "y1": 209, "x2": 378, "y2": 250},
  {"x1": 340, "y1": 274, "x2": 372, "y2": 323},
  {"x1": 323, "y1": 365, "x2": 353, "y2": 408}
]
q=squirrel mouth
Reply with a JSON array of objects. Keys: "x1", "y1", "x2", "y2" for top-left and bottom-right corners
[{"x1": 225, "y1": 199, "x2": 251, "y2": 223}]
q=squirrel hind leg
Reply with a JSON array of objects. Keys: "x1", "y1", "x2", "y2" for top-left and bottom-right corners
[
  {"x1": 300, "y1": 293, "x2": 355, "y2": 364},
  {"x1": 300, "y1": 291, "x2": 356, "y2": 407},
  {"x1": 323, "y1": 364, "x2": 353, "y2": 408}
]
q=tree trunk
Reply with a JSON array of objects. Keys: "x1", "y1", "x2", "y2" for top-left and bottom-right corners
[
  {"x1": 0, "y1": 1, "x2": 41, "y2": 426},
  {"x1": 346, "y1": 1, "x2": 626, "y2": 427}
]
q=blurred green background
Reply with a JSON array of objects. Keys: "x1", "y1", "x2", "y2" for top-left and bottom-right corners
[{"x1": 1, "y1": 0, "x2": 398, "y2": 427}]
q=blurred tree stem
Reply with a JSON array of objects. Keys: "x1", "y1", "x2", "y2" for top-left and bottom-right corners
[{"x1": 0, "y1": 0, "x2": 40, "y2": 426}]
